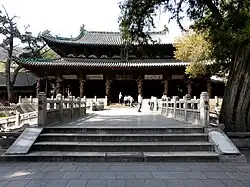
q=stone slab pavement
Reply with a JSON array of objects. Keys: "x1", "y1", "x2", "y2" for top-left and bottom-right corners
[
  {"x1": 58, "y1": 107, "x2": 194, "y2": 127},
  {"x1": 0, "y1": 162, "x2": 250, "y2": 186}
]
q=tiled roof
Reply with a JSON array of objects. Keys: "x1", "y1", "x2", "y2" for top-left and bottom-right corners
[
  {"x1": 0, "y1": 72, "x2": 37, "y2": 87},
  {"x1": 15, "y1": 58, "x2": 189, "y2": 69},
  {"x1": 42, "y1": 31, "x2": 169, "y2": 46}
]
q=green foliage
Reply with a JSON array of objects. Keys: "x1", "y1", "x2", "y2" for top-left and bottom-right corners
[
  {"x1": 40, "y1": 49, "x2": 58, "y2": 59},
  {"x1": 119, "y1": 0, "x2": 250, "y2": 64},
  {"x1": 174, "y1": 32, "x2": 212, "y2": 78}
]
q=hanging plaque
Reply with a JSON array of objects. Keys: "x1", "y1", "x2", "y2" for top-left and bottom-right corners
[
  {"x1": 144, "y1": 74, "x2": 163, "y2": 80},
  {"x1": 62, "y1": 75, "x2": 77, "y2": 79},
  {"x1": 116, "y1": 74, "x2": 132, "y2": 80},
  {"x1": 86, "y1": 74, "x2": 103, "y2": 80},
  {"x1": 172, "y1": 75, "x2": 185, "y2": 79}
]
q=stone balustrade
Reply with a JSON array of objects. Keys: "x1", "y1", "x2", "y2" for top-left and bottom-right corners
[
  {"x1": 18, "y1": 96, "x2": 38, "y2": 104},
  {"x1": 38, "y1": 93, "x2": 88, "y2": 126},
  {"x1": 0, "y1": 111, "x2": 38, "y2": 131},
  {"x1": 161, "y1": 92, "x2": 210, "y2": 127}
]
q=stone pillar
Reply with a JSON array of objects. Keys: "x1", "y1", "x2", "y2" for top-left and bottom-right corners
[
  {"x1": 137, "y1": 76, "x2": 143, "y2": 95},
  {"x1": 200, "y1": 92, "x2": 210, "y2": 127},
  {"x1": 38, "y1": 92, "x2": 47, "y2": 126},
  {"x1": 79, "y1": 79, "x2": 85, "y2": 98},
  {"x1": 15, "y1": 112, "x2": 20, "y2": 127},
  {"x1": 173, "y1": 96, "x2": 179, "y2": 119},
  {"x1": 184, "y1": 94, "x2": 191, "y2": 122},
  {"x1": 56, "y1": 93, "x2": 63, "y2": 121},
  {"x1": 164, "y1": 80, "x2": 168, "y2": 95},
  {"x1": 207, "y1": 78, "x2": 212, "y2": 98},
  {"x1": 105, "y1": 79, "x2": 112, "y2": 104}
]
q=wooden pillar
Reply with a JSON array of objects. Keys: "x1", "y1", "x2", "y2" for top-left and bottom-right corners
[
  {"x1": 56, "y1": 77, "x2": 62, "y2": 95},
  {"x1": 207, "y1": 78, "x2": 212, "y2": 98},
  {"x1": 36, "y1": 78, "x2": 41, "y2": 96},
  {"x1": 79, "y1": 79, "x2": 85, "y2": 98},
  {"x1": 137, "y1": 75, "x2": 143, "y2": 95},
  {"x1": 188, "y1": 81, "x2": 192, "y2": 96},
  {"x1": 105, "y1": 79, "x2": 112, "y2": 104},
  {"x1": 164, "y1": 80, "x2": 168, "y2": 96}
]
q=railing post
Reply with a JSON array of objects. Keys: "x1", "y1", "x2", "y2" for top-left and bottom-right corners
[
  {"x1": 104, "y1": 96, "x2": 108, "y2": 108},
  {"x1": 30, "y1": 96, "x2": 33, "y2": 104},
  {"x1": 153, "y1": 97, "x2": 157, "y2": 112},
  {"x1": 94, "y1": 96, "x2": 97, "y2": 103},
  {"x1": 18, "y1": 96, "x2": 22, "y2": 104},
  {"x1": 83, "y1": 97, "x2": 87, "y2": 115},
  {"x1": 184, "y1": 94, "x2": 191, "y2": 122},
  {"x1": 173, "y1": 96, "x2": 177, "y2": 119},
  {"x1": 90, "y1": 100, "x2": 94, "y2": 111},
  {"x1": 77, "y1": 97, "x2": 81, "y2": 116},
  {"x1": 15, "y1": 112, "x2": 20, "y2": 127},
  {"x1": 56, "y1": 93, "x2": 63, "y2": 121},
  {"x1": 38, "y1": 92, "x2": 47, "y2": 126},
  {"x1": 69, "y1": 96, "x2": 74, "y2": 118},
  {"x1": 200, "y1": 92, "x2": 210, "y2": 127},
  {"x1": 166, "y1": 98, "x2": 169, "y2": 117}
]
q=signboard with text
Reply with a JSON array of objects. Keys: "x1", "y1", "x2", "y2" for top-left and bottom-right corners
[
  {"x1": 62, "y1": 75, "x2": 77, "y2": 79},
  {"x1": 116, "y1": 74, "x2": 133, "y2": 80},
  {"x1": 172, "y1": 75, "x2": 185, "y2": 79},
  {"x1": 144, "y1": 74, "x2": 163, "y2": 80},
  {"x1": 86, "y1": 74, "x2": 104, "y2": 80}
]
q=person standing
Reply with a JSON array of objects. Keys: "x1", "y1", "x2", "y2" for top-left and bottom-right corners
[
  {"x1": 138, "y1": 94, "x2": 143, "y2": 112},
  {"x1": 119, "y1": 92, "x2": 122, "y2": 104}
]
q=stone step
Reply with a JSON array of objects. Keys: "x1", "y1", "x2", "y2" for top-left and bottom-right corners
[
  {"x1": 43, "y1": 126, "x2": 204, "y2": 134},
  {"x1": 38, "y1": 133, "x2": 208, "y2": 142},
  {"x1": 0, "y1": 151, "x2": 219, "y2": 162},
  {"x1": 32, "y1": 141, "x2": 214, "y2": 152}
]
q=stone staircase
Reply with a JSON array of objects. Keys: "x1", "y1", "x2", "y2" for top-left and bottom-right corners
[{"x1": 3, "y1": 125, "x2": 219, "y2": 162}]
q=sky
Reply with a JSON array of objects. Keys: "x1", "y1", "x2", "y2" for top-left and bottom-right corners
[{"x1": 1, "y1": 0, "x2": 190, "y2": 43}]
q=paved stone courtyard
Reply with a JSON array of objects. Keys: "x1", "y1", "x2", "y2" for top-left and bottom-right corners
[
  {"x1": 0, "y1": 162, "x2": 250, "y2": 187},
  {"x1": 1, "y1": 108, "x2": 248, "y2": 186}
]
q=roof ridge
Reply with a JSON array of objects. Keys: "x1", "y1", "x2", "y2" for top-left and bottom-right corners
[{"x1": 87, "y1": 31, "x2": 120, "y2": 34}]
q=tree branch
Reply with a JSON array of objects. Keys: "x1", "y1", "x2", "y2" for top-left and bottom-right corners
[
  {"x1": 198, "y1": 0, "x2": 223, "y2": 22},
  {"x1": 11, "y1": 65, "x2": 22, "y2": 86},
  {"x1": 176, "y1": 0, "x2": 188, "y2": 32}
]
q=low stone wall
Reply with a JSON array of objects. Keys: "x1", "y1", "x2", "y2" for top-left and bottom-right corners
[
  {"x1": 161, "y1": 92, "x2": 210, "y2": 127},
  {"x1": 38, "y1": 93, "x2": 87, "y2": 126}
]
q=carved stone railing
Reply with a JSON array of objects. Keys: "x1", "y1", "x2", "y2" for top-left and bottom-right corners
[
  {"x1": 0, "y1": 111, "x2": 38, "y2": 131},
  {"x1": 18, "y1": 96, "x2": 38, "y2": 104},
  {"x1": 38, "y1": 93, "x2": 87, "y2": 126},
  {"x1": 86, "y1": 96, "x2": 108, "y2": 109},
  {"x1": 161, "y1": 92, "x2": 210, "y2": 127}
]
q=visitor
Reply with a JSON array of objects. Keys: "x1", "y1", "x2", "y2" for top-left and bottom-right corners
[
  {"x1": 128, "y1": 95, "x2": 134, "y2": 107},
  {"x1": 138, "y1": 94, "x2": 143, "y2": 112},
  {"x1": 119, "y1": 92, "x2": 122, "y2": 104}
]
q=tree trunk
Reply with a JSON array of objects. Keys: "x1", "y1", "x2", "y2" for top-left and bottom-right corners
[
  {"x1": 220, "y1": 45, "x2": 250, "y2": 132},
  {"x1": 5, "y1": 59, "x2": 14, "y2": 103}
]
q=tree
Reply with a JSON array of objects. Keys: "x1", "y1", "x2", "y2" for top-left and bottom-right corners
[
  {"x1": 0, "y1": 6, "x2": 50, "y2": 102},
  {"x1": 0, "y1": 6, "x2": 21, "y2": 102},
  {"x1": 174, "y1": 32, "x2": 212, "y2": 78},
  {"x1": 119, "y1": 0, "x2": 250, "y2": 132}
]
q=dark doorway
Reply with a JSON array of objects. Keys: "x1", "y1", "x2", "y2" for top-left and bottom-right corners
[
  {"x1": 143, "y1": 80, "x2": 163, "y2": 99},
  {"x1": 63, "y1": 80, "x2": 80, "y2": 97},
  {"x1": 168, "y1": 80, "x2": 187, "y2": 98},
  {"x1": 111, "y1": 80, "x2": 137, "y2": 103},
  {"x1": 85, "y1": 80, "x2": 105, "y2": 98}
]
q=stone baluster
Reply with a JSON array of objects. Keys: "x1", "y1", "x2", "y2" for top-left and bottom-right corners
[
  {"x1": 200, "y1": 92, "x2": 210, "y2": 127},
  {"x1": 184, "y1": 94, "x2": 191, "y2": 122},
  {"x1": 38, "y1": 92, "x2": 47, "y2": 126}
]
